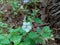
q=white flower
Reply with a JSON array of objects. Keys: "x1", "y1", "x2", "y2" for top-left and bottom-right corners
[
  {"x1": 23, "y1": 0, "x2": 29, "y2": 3},
  {"x1": 22, "y1": 22, "x2": 32, "y2": 32}
]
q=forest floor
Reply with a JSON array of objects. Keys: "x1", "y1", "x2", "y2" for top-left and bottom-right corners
[{"x1": 0, "y1": 0, "x2": 60, "y2": 45}]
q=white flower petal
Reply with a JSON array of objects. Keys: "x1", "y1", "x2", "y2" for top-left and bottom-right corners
[
  {"x1": 25, "y1": 30, "x2": 29, "y2": 32},
  {"x1": 24, "y1": 29, "x2": 31, "y2": 32},
  {"x1": 23, "y1": 22, "x2": 27, "y2": 25},
  {"x1": 22, "y1": 21, "x2": 32, "y2": 32},
  {"x1": 27, "y1": 26, "x2": 32, "y2": 29},
  {"x1": 22, "y1": 26, "x2": 25, "y2": 29},
  {"x1": 27, "y1": 22, "x2": 30, "y2": 24}
]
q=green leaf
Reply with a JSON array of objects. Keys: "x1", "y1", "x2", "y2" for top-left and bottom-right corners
[
  {"x1": 24, "y1": 37, "x2": 31, "y2": 42},
  {"x1": 7, "y1": 34, "x2": 11, "y2": 39},
  {"x1": 0, "y1": 35, "x2": 4, "y2": 40},
  {"x1": 27, "y1": 16, "x2": 32, "y2": 22},
  {"x1": 24, "y1": 36, "x2": 35, "y2": 45},
  {"x1": 8, "y1": 0, "x2": 19, "y2": 11},
  {"x1": 32, "y1": 10, "x2": 38, "y2": 16},
  {"x1": 10, "y1": 36, "x2": 22, "y2": 45},
  {"x1": 0, "y1": 30, "x2": 3, "y2": 33},
  {"x1": 0, "y1": 44, "x2": 2, "y2": 45},
  {"x1": 0, "y1": 22, "x2": 8, "y2": 28},
  {"x1": 34, "y1": 18, "x2": 43, "y2": 24},
  {"x1": 19, "y1": 39, "x2": 35, "y2": 45},
  {"x1": 36, "y1": 27, "x2": 41, "y2": 34},
  {"x1": 19, "y1": 38, "x2": 33, "y2": 45},
  {"x1": 9, "y1": 28, "x2": 17, "y2": 36},
  {"x1": 1, "y1": 39, "x2": 10, "y2": 44},
  {"x1": 28, "y1": 32, "x2": 38, "y2": 39},
  {"x1": 30, "y1": 40, "x2": 35, "y2": 45},
  {"x1": 35, "y1": 38, "x2": 43, "y2": 44},
  {"x1": 41, "y1": 33, "x2": 51, "y2": 39},
  {"x1": 42, "y1": 26, "x2": 52, "y2": 33},
  {"x1": 19, "y1": 42, "x2": 30, "y2": 45},
  {"x1": 19, "y1": 27, "x2": 26, "y2": 34}
]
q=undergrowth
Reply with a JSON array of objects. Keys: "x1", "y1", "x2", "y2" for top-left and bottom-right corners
[{"x1": 0, "y1": 0, "x2": 54, "y2": 45}]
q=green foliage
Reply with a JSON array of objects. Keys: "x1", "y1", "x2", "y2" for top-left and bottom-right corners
[
  {"x1": 34, "y1": 18, "x2": 43, "y2": 24},
  {"x1": 0, "y1": 0, "x2": 53, "y2": 45},
  {"x1": 10, "y1": 36, "x2": 22, "y2": 45},
  {"x1": 1, "y1": 38, "x2": 10, "y2": 44},
  {"x1": 42, "y1": 26, "x2": 52, "y2": 33},
  {"x1": 0, "y1": 34, "x2": 10, "y2": 45},
  {"x1": 0, "y1": 0, "x2": 4, "y2": 3},
  {"x1": 32, "y1": 9, "x2": 39, "y2": 16},
  {"x1": 28, "y1": 31, "x2": 39, "y2": 38},
  {"x1": 36, "y1": 27, "x2": 41, "y2": 34},
  {"x1": 9, "y1": 0, "x2": 18, "y2": 11},
  {"x1": 41, "y1": 26, "x2": 52, "y2": 39},
  {"x1": 0, "y1": 25, "x2": 53, "y2": 45},
  {"x1": 0, "y1": 22, "x2": 8, "y2": 28},
  {"x1": 34, "y1": 38, "x2": 43, "y2": 44}
]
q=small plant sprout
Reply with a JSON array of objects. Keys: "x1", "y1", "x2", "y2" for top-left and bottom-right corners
[{"x1": 23, "y1": 0, "x2": 29, "y2": 3}]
